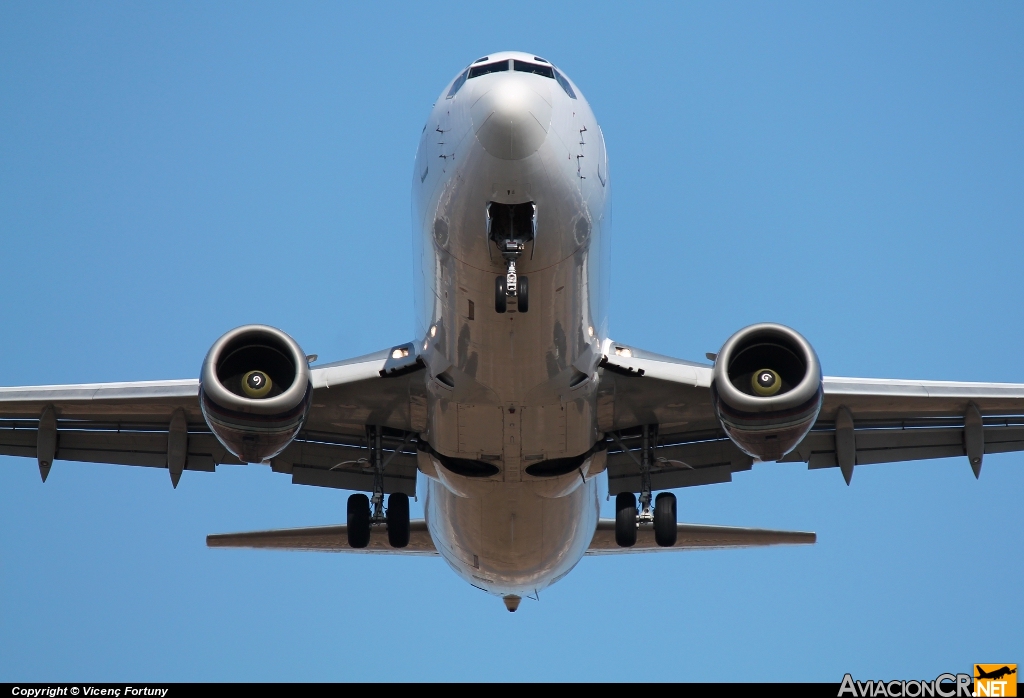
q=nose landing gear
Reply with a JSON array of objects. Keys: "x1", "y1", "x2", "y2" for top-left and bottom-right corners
[
  {"x1": 495, "y1": 262, "x2": 528, "y2": 314},
  {"x1": 487, "y1": 201, "x2": 534, "y2": 313}
]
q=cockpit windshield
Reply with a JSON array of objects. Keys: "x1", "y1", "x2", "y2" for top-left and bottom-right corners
[
  {"x1": 446, "y1": 70, "x2": 468, "y2": 98},
  {"x1": 455, "y1": 57, "x2": 576, "y2": 100},
  {"x1": 554, "y1": 70, "x2": 576, "y2": 99},
  {"x1": 512, "y1": 60, "x2": 554, "y2": 79},
  {"x1": 468, "y1": 61, "x2": 510, "y2": 79}
]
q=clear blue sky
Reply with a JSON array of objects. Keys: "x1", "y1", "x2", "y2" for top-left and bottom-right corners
[{"x1": 1, "y1": 1, "x2": 1021, "y2": 682}]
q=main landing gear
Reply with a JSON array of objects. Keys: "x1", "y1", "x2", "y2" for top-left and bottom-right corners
[
  {"x1": 614, "y1": 491, "x2": 677, "y2": 548},
  {"x1": 346, "y1": 424, "x2": 410, "y2": 549},
  {"x1": 346, "y1": 492, "x2": 410, "y2": 549},
  {"x1": 614, "y1": 424, "x2": 677, "y2": 548}
]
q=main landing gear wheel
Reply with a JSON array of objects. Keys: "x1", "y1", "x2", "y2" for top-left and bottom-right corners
[
  {"x1": 517, "y1": 275, "x2": 529, "y2": 313},
  {"x1": 495, "y1": 276, "x2": 507, "y2": 313},
  {"x1": 615, "y1": 492, "x2": 637, "y2": 547},
  {"x1": 654, "y1": 492, "x2": 677, "y2": 547},
  {"x1": 347, "y1": 493, "x2": 371, "y2": 549},
  {"x1": 386, "y1": 492, "x2": 410, "y2": 548}
]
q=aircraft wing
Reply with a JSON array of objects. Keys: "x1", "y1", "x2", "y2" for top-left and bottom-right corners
[
  {"x1": 0, "y1": 343, "x2": 426, "y2": 494},
  {"x1": 599, "y1": 344, "x2": 1024, "y2": 493}
]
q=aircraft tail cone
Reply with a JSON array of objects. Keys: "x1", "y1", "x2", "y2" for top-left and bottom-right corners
[{"x1": 503, "y1": 595, "x2": 521, "y2": 612}]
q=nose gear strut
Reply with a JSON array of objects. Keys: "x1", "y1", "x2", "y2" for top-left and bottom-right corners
[{"x1": 506, "y1": 258, "x2": 518, "y2": 295}]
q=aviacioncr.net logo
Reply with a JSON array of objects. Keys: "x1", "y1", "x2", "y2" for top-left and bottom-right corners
[{"x1": 839, "y1": 673, "x2": 972, "y2": 698}]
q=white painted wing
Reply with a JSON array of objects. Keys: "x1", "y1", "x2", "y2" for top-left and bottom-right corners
[
  {"x1": 586, "y1": 519, "x2": 815, "y2": 554},
  {"x1": 783, "y1": 376, "x2": 1024, "y2": 476},
  {"x1": 600, "y1": 343, "x2": 1024, "y2": 491},
  {"x1": 0, "y1": 342, "x2": 425, "y2": 493}
]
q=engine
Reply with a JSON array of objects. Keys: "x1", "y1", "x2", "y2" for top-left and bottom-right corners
[
  {"x1": 711, "y1": 323, "x2": 823, "y2": 462},
  {"x1": 199, "y1": 325, "x2": 312, "y2": 464}
]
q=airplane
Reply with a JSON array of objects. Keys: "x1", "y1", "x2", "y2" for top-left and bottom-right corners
[
  {"x1": 976, "y1": 667, "x2": 1016, "y2": 681},
  {"x1": 2, "y1": 50, "x2": 1023, "y2": 612}
]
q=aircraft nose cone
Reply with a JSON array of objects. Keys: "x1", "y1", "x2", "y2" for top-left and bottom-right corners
[{"x1": 471, "y1": 76, "x2": 552, "y2": 160}]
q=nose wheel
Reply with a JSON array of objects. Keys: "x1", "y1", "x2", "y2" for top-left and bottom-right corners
[
  {"x1": 495, "y1": 276, "x2": 507, "y2": 313},
  {"x1": 494, "y1": 265, "x2": 528, "y2": 313}
]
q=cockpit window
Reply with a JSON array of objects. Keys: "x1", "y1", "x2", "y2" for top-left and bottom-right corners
[
  {"x1": 468, "y1": 60, "x2": 510, "y2": 79},
  {"x1": 513, "y1": 60, "x2": 554, "y2": 79},
  {"x1": 554, "y1": 70, "x2": 576, "y2": 99},
  {"x1": 447, "y1": 69, "x2": 468, "y2": 98}
]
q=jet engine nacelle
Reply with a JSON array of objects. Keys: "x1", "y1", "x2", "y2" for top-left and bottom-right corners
[
  {"x1": 711, "y1": 323, "x2": 822, "y2": 462},
  {"x1": 199, "y1": 325, "x2": 312, "y2": 464}
]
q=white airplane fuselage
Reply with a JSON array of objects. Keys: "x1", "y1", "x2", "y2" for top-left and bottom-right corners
[{"x1": 412, "y1": 52, "x2": 611, "y2": 597}]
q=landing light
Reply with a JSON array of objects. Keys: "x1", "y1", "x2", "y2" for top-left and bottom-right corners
[
  {"x1": 614, "y1": 346, "x2": 632, "y2": 358},
  {"x1": 430, "y1": 326, "x2": 437, "y2": 337},
  {"x1": 588, "y1": 326, "x2": 594, "y2": 337},
  {"x1": 392, "y1": 347, "x2": 410, "y2": 359}
]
